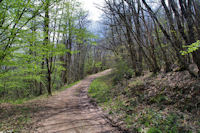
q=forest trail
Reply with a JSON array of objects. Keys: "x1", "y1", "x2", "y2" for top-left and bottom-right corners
[{"x1": 33, "y1": 69, "x2": 121, "y2": 133}]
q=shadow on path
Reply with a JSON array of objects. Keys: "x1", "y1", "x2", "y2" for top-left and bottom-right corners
[{"x1": 31, "y1": 69, "x2": 124, "y2": 133}]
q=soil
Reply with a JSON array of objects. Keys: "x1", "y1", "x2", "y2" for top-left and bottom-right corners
[
  {"x1": 32, "y1": 69, "x2": 122, "y2": 133},
  {"x1": 0, "y1": 69, "x2": 123, "y2": 133}
]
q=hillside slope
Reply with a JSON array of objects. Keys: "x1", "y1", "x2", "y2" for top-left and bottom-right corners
[{"x1": 89, "y1": 70, "x2": 200, "y2": 133}]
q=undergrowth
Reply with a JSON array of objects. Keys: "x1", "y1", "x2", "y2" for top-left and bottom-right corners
[
  {"x1": 0, "y1": 81, "x2": 80, "y2": 132},
  {"x1": 88, "y1": 72, "x2": 199, "y2": 133},
  {"x1": 0, "y1": 81, "x2": 80, "y2": 105},
  {"x1": 89, "y1": 75, "x2": 113, "y2": 103}
]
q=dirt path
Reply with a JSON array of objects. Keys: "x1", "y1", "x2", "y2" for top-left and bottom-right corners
[{"x1": 33, "y1": 69, "x2": 121, "y2": 133}]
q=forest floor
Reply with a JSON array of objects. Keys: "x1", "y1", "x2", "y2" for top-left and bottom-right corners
[
  {"x1": 0, "y1": 69, "x2": 123, "y2": 133},
  {"x1": 88, "y1": 69, "x2": 200, "y2": 133}
]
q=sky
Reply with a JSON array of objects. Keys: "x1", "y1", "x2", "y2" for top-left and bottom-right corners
[{"x1": 79, "y1": 0, "x2": 104, "y2": 22}]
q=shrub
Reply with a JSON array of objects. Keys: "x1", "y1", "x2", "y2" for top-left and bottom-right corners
[
  {"x1": 88, "y1": 77, "x2": 111, "y2": 103},
  {"x1": 113, "y1": 59, "x2": 133, "y2": 84}
]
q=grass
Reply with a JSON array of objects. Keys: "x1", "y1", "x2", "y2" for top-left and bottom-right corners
[
  {"x1": 0, "y1": 95, "x2": 46, "y2": 105},
  {"x1": 88, "y1": 76, "x2": 112, "y2": 103},
  {"x1": 0, "y1": 81, "x2": 80, "y2": 105},
  {"x1": 88, "y1": 72, "x2": 196, "y2": 133},
  {"x1": 128, "y1": 80, "x2": 144, "y2": 88},
  {"x1": 59, "y1": 81, "x2": 80, "y2": 92},
  {"x1": 0, "y1": 80, "x2": 80, "y2": 132}
]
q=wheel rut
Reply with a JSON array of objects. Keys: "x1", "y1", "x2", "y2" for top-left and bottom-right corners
[{"x1": 34, "y1": 69, "x2": 122, "y2": 133}]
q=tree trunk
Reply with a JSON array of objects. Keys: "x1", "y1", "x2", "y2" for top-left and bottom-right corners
[{"x1": 44, "y1": 0, "x2": 52, "y2": 95}]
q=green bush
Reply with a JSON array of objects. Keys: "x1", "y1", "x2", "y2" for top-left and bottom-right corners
[
  {"x1": 113, "y1": 59, "x2": 133, "y2": 84},
  {"x1": 88, "y1": 77, "x2": 111, "y2": 103}
]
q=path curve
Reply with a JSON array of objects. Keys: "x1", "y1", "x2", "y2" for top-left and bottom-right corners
[{"x1": 34, "y1": 69, "x2": 121, "y2": 133}]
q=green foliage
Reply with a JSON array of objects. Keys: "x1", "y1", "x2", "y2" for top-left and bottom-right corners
[
  {"x1": 88, "y1": 76, "x2": 111, "y2": 103},
  {"x1": 129, "y1": 80, "x2": 144, "y2": 88},
  {"x1": 147, "y1": 128, "x2": 162, "y2": 133},
  {"x1": 0, "y1": 0, "x2": 94, "y2": 101},
  {"x1": 149, "y1": 94, "x2": 168, "y2": 104},
  {"x1": 113, "y1": 59, "x2": 133, "y2": 84},
  {"x1": 85, "y1": 58, "x2": 108, "y2": 75},
  {"x1": 59, "y1": 81, "x2": 80, "y2": 91},
  {"x1": 0, "y1": 80, "x2": 81, "y2": 104},
  {"x1": 88, "y1": 73, "x2": 195, "y2": 133},
  {"x1": 181, "y1": 40, "x2": 200, "y2": 55},
  {"x1": 161, "y1": 43, "x2": 168, "y2": 48}
]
